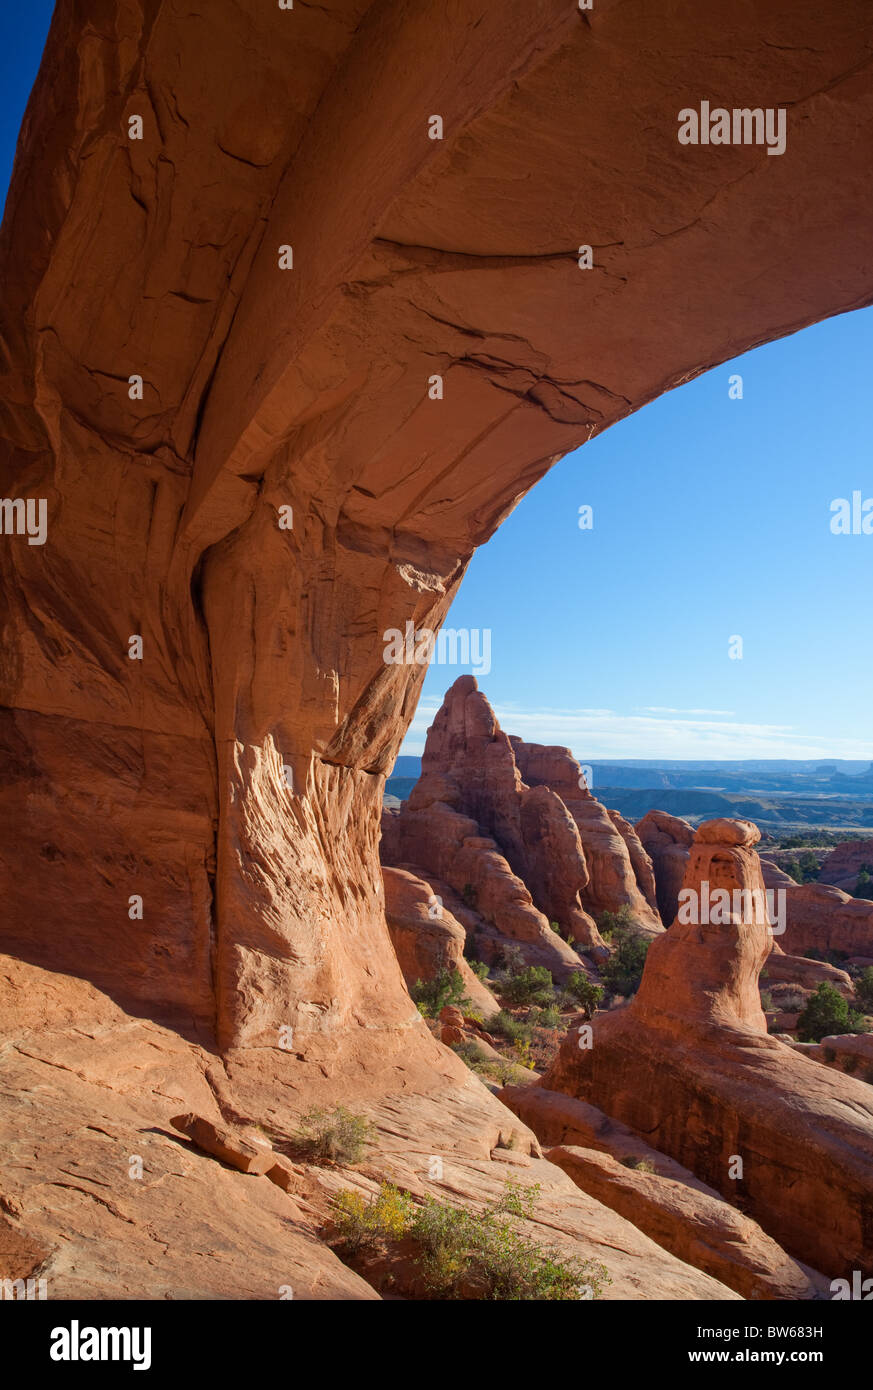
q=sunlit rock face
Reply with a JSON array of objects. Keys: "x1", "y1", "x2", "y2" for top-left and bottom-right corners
[
  {"x1": 2, "y1": 0, "x2": 872, "y2": 1077},
  {"x1": 542, "y1": 820, "x2": 873, "y2": 1276}
]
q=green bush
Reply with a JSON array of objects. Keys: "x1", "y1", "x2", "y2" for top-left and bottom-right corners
[
  {"x1": 332, "y1": 1184, "x2": 414, "y2": 1251},
  {"x1": 488, "y1": 1009, "x2": 533, "y2": 1045},
  {"x1": 564, "y1": 973, "x2": 604, "y2": 1019},
  {"x1": 469, "y1": 959, "x2": 490, "y2": 982},
  {"x1": 620, "y1": 1156, "x2": 655, "y2": 1173},
  {"x1": 462, "y1": 882, "x2": 478, "y2": 908},
  {"x1": 854, "y1": 865, "x2": 873, "y2": 901},
  {"x1": 528, "y1": 1004, "x2": 562, "y2": 1029},
  {"x1": 599, "y1": 920, "x2": 650, "y2": 998},
  {"x1": 332, "y1": 1181, "x2": 609, "y2": 1300},
  {"x1": 596, "y1": 905, "x2": 635, "y2": 942},
  {"x1": 295, "y1": 1106, "x2": 373, "y2": 1165},
  {"x1": 497, "y1": 965, "x2": 555, "y2": 1008},
  {"x1": 411, "y1": 967, "x2": 472, "y2": 1018},
  {"x1": 796, "y1": 983, "x2": 869, "y2": 1043}
]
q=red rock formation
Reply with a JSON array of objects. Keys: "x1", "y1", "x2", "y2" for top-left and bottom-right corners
[
  {"x1": 636, "y1": 809, "x2": 695, "y2": 925},
  {"x1": 760, "y1": 869, "x2": 873, "y2": 960},
  {"x1": 539, "y1": 819, "x2": 873, "y2": 1277},
  {"x1": 607, "y1": 809, "x2": 659, "y2": 915},
  {"x1": 2, "y1": 0, "x2": 873, "y2": 1300},
  {"x1": 382, "y1": 677, "x2": 606, "y2": 960},
  {"x1": 511, "y1": 739, "x2": 663, "y2": 934},
  {"x1": 818, "y1": 838, "x2": 873, "y2": 894}
]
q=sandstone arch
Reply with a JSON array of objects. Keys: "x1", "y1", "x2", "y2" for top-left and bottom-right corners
[{"x1": 1, "y1": 0, "x2": 872, "y2": 1087}]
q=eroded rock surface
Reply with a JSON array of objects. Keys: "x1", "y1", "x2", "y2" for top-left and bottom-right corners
[
  {"x1": 540, "y1": 820, "x2": 873, "y2": 1277},
  {"x1": 382, "y1": 677, "x2": 661, "y2": 959},
  {"x1": 636, "y1": 809, "x2": 695, "y2": 925}
]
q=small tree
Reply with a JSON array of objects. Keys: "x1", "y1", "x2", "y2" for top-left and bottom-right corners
[
  {"x1": 855, "y1": 866, "x2": 873, "y2": 901},
  {"x1": 796, "y1": 983, "x2": 868, "y2": 1043},
  {"x1": 564, "y1": 973, "x2": 604, "y2": 1019},
  {"x1": 599, "y1": 919, "x2": 650, "y2": 998},
  {"x1": 498, "y1": 965, "x2": 555, "y2": 1009},
  {"x1": 411, "y1": 967, "x2": 472, "y2": 1018}
]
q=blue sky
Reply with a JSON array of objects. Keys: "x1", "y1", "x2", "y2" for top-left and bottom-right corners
[
  {"x1": 3, "y1": 6, "x2": 871, "y2": 764},
  {"x1": 0, "y1": 2, "x2": 55, "y2": 209},
  {"x1": 403, "y1": 304, "x2": 873, "y2": 760}
]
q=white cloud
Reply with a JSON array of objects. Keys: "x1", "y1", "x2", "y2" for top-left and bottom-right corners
[
  {"x1": 639, "y1": 706, "x2": 736, "y2": 717},
  {"x1": 399, "y1": 701, "x2": 873, "y2": 761}
]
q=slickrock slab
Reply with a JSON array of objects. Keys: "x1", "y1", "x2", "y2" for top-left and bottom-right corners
[{"x1": 546, "y1": 1145, "x2": 816, "y2": 1300}]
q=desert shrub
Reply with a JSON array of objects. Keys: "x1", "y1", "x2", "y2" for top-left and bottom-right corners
[
  {"x1": 451, "y1": 1042, "x2": 525, "y2": 1087},
  {"x1": 784, "y1": 850, "x2": 820, "y2": 884},
  {"x1": 469, "y1": 959, "x2": 490, "y2": 982},
  {"x1": 333, "y1": 1179, "x2": 609, "y2": 1302},
  {"x1": 620, "y1": 1156, "x2": 655, "y2": 1173},
  {"x1": 855, "y1": 967, "x2": 873, "y2": 1013},
  {"x1": 295, "y1": 1107, "x2": 373, "y2": 1165},
  {"x1": 550, "y1": 920, "x2": 561, "y2": 934},
  {"x1": 564, "y1": 973, "x2": 604, "y2": 1018},
  {"x1": 854, "y1": 865, "x2": 873, "y2": 901},
  {"x1": 408, "y1": 1184, "x2": 606, "y2": 1300},
  {"x1": 513, "y1": 1037, "x2": 535, "y2": 1070},
  {"x1": 488, "y1": 1009, "x2": 532, "y2": 1045},
  {"x1": 332, "y1": 1184, "x2": 414, "y2": 1251},
  {"x1": 599, "y1": 921, "x2": 650, "y2": 998},
  {"x1": 773, "y1": 989, "x2": 806, "y2": 1013},
  {"x1": 411, "y1": 967, "x2": 472, "y2": 1018},
  {"x1": 796, "y1": 983, "x2": 869, "y2": 1043},
  {"x1": 451, "y1": 1039, "x2": 487, "y2": 1068},
  {"x1": 462, "y1": 882, "x2": 478, "y2": 908},
  {"x1": 497, "y1": 965, "x2": 555, "y2": 1009},
  {"x1": 760, "y1": 990, "x2": 773, "y2": 1012},
  {"x1": 528, "y1": 1004, "x2": 562, "y2": 1029},
  {"x1": 596, "y1": 905, "x2": 635, "y2": 942},
  {"x1": 499, "y1": 943, "x2": 526, "y2": 973}
]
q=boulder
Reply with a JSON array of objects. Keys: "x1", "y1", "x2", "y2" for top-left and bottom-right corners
[
  {"x1": 818, "y1": 839, "x2": 873, "y2": 894},
  {"x1": 170, "y1": 1114, "x2": 276, "y2": 1175}
]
